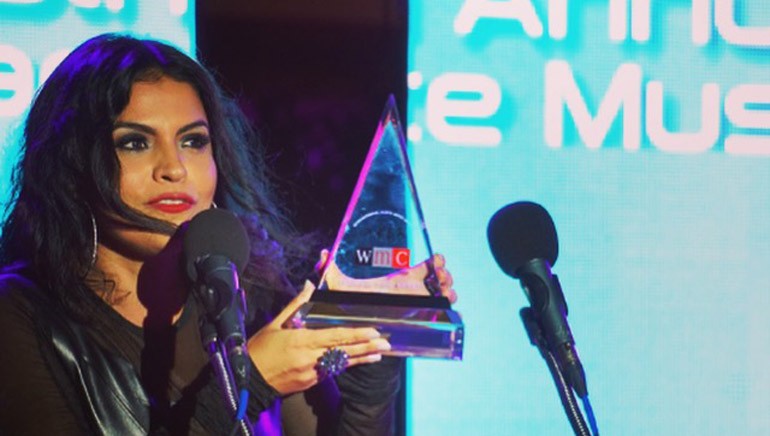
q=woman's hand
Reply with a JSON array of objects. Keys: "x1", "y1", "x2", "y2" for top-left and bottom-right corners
[
  {"x1": 247, "y1": 281, "x2": 391, "y2": 395},
  {"x1": 318, "y1": 250, "x2": 458, "y2": 304}
]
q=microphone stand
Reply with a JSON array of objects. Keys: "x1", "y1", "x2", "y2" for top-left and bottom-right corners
[
  {"x1": 199, "y1": 312, "x2": 255, "y2": 436},
  {"x1": 520, "y1": 308, "x2": 591, "y2": 436}
]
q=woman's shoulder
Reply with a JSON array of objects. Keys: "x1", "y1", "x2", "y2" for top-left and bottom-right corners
[
  {"x1": 0, "y1": 262, "x2": 58, "y2": 332},
  {"x1": 0, "y1": 262, "x2": 43, "y2": 307},
  {"x1": 0, "y1": 260, "x2": 37, "y2": 286},
  {"x1": 0, "y1": 263, "x2": 87, "y2": 434},
  {"x1": 0, "y1": 263, "x2": 48, "y2": 363}
]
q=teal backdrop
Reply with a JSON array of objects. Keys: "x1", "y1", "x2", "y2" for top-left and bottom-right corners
[
  {"x1": 406, "y1": 1, "x2": 770, "y2": 435},
  {"x1": 0, "y1": 0, "x2": 195, "y2": 202}
]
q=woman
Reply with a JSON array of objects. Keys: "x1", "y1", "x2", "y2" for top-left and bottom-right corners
[{"x1": 0, "y1": 34, "x2": 455, "y2": 435}]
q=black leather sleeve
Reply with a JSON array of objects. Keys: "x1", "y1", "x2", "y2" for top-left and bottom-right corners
[{"x1": 0, "y1": 276, "x2": 87, "y2": 435}]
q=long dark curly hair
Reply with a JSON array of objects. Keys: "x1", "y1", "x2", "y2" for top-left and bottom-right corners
[{"x1": 0, "y1": 33, "x2": 307, "y2": 319}]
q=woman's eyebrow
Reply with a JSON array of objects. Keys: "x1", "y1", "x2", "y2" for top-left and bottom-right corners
[
  {"x1": 178, "y1": 120, "x2": 209, "y2": 135},
  {"x1": 112, "y1": 120, "x2": 209, "y2": 135},
  {"x1": 113, "y1": 121, "x2": 154, "y2": 134}
]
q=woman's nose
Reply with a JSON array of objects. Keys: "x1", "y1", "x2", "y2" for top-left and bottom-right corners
[{"x1": 153, "y1": 145, "x2": 187, "y2": 182}]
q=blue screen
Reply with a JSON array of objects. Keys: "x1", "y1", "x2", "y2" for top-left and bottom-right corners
[
  {"x1": 406, "y1": 1, "x2": 770, "y2": 434},
  {"x1": 0, "y1": 0, "x2": 195, "y2": 200}
]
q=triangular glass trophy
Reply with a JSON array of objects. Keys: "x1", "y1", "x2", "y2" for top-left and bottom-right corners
[
  {"x1": 290, "y1": 96, "x2": 464, "y2": 360},
  {"x1": 323, "y1": 95, "x2": 435, "y2": 287}
]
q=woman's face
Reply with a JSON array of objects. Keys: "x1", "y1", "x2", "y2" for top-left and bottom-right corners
[{"x1": 105, "y1": 76, "x2": 217, "y2": 257}]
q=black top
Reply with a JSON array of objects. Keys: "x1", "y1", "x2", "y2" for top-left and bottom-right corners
[{"x1": 0, "y1": 266, "x2": 401, "y2": 435}]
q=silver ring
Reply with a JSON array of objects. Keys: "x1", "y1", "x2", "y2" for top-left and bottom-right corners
[{"x1": 316, "y1": 347, "x2": 349, "y2": 379}]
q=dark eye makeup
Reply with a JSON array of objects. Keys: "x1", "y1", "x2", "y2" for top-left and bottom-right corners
[
  {"x1": 113, "y1": 131, "x2": 211, "y2": 152},
  {"x1": 181, "y1": 133, "x2": 211, "y2": 150},
  {"x1": 114, "y1": 133, "x2": 149, "y2": 152}
]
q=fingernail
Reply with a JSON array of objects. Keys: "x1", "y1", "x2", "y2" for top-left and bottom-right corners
[
  {"x1": 374, "y1": 338, "x2": 391, "y2": 351},
  {"x1": 366, "y1": 329, "x2": 381, "y2": 339},
  {"x1": 368, "y1": 354, "x2": 383, "y2": 362}
]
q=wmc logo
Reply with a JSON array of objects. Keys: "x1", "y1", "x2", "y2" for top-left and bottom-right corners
[{"x1": 354, "y1": 247, "x2": 410, "y2": 269}]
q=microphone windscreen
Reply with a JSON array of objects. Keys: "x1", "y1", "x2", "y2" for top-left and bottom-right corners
[
  {"x1": 487, "y1": 201, "x2": 558, "y2": 277},
  {"x1": 183, "y1": 208, "x2": 250, "y2": 282}
]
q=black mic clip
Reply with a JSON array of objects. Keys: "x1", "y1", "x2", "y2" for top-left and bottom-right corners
[
  {"x1": 516, "y1": 260, "x2": 586, "y2": 398},
  {"x1": 192, "y1": 254, "x2": 250, "y2": 391}
]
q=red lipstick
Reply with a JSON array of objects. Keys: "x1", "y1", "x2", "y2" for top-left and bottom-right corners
[{"x1": 147, "y1": 193, "x2": 195, "y2": 214}]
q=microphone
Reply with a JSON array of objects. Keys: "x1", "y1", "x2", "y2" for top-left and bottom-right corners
[
  {"x1": 487, "y1": 201, "x2": 587, "y2": 398},
  {"x1": 183, "y1": 208, "x2": 251, "y2": 388}
]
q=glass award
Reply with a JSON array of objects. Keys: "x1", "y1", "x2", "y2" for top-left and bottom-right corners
[{"x1": 289, "y1": 96, "x2": 464, "y2": 360}]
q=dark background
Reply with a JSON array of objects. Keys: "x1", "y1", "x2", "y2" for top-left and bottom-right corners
[
  {"x1": 197, "y1": 4, "x2": 410, "y2": 430},
  {"x1": 197, "y1": 1, "x2": 408, "y2": 241}
]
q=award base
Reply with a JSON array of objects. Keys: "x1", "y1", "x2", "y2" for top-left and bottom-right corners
[{"x1": 290, "y1": 291, "x2": 464, "y2": 360}]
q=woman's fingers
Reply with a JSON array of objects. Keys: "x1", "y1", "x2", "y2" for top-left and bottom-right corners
[
  {"x1": 342, "y1": 337, "x2": 391, "y2": 358},
  {"x1": 442, "y1": 288, "x2": 458, "y2": 304},
  {"x1": 316, "y1": 248, "x2": 330, "y2": 273},
  {"x1": 305, "y1": 329, "x2": 392, "y2": 370},
  {"x1": 317, "y1": 336, "x2": 390, "y2": 369},
  {"x1": 346, "y1": 352, "x2": 384, "y2": 367},
  {"x1": 306, "y1": 326, "x2": 381, "y2": 348},
  {"x1": 433, "y1": 255, "x2": 453, "y2": 287},
  {"x1": 271, "y1": 280, "x2": 316, "y2": 328},
  {"x1": 314, "y1": 335, "x2": 390, "y2": 375},
  {"x1": 432, "y1": 253, "x2": 446, "y2": 269},
  {"x1": 431, "y1": 253, "x2": 458, "y2": 303}
]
